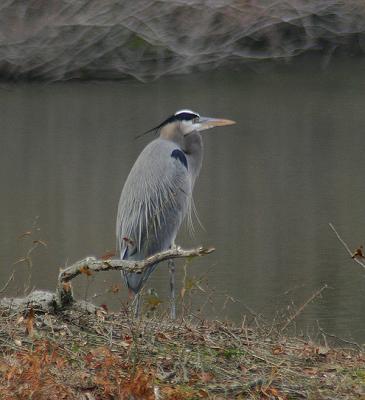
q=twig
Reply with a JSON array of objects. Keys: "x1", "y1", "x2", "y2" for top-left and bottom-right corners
[
  {"x1": 318, "y1": 326, "x2": 362, "y2": 351},
  {"x1": 0, "y1": 270, "x2": 15, "y2": 294},
  {"x1": 281, "y1": 285, "x2": 328, "y2": 332},
  {"x1": 329, "y1": 223, "x2": 365, "y2": 270}
]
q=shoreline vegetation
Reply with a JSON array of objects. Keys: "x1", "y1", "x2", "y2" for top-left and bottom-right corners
[
  {"x1": 0, "y1": 304, "x2": 364, "y2": 399},
  {"x1": 1, "y1": 264, "x2": 364, "y2": 398},
  {"x1": 1, "y1": 1, "x2": 365, "y2": 81},
  {"x1": 0, "y1": 225, "x2": 364, "y2": 398}
]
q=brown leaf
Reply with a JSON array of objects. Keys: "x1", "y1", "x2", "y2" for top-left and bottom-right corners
[
  {"x1": 25, "y1": 308, "x2": 35, "y2": 337},
  {"x1": 303, "y1": 367, "x2": 319, "y2": 376},
  {"x1": 121, "y1": 335, "x2": 133, "y2": 349},
  {"x1": 109, "y1": 283, "x2": 121, "y2": 293},
  {"x1": 100, "y1": 251, "x2": 115, "y2": 260},
  {"x1": 122, "y1": 236, "x2": 135, "y2": 247},
  {"x1": 156, "y1": 332, "x2": 172, "y2": 341},
  {"x1": 62, "y1": 282, "x2": 72, "y2": 292},
  {"x1": 0, "y1": 360, "x2": 9, "y2": 374},
  {"x1": 199, "y1": 372, "x2": 214, "y2": 383},
  {"x1": 84, "y1": 352, "x2": 94, "y2": 365},
  {"x1": 198, "y1": 389, "x2": 209, "y2": 398},
  {"x1": 79, "y1": 266, "x2": 92, "y2": 276},
  {"x1": 351, "y1": 245, "x2": 364, "y2": 259},
  {"x1": 272, "y1": 345, "x2": 285, "y2": 355},
  {"x1": 262, "y1": 386, "x2": 287, "y2": 399}
]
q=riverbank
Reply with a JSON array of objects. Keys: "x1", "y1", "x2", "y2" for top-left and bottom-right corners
[
  {"x1": 0, "y1": 306, "x2": 363, "y2": 399},
  {"x1": 1, "y1": 1, "x2": 365, "y2": 81}
]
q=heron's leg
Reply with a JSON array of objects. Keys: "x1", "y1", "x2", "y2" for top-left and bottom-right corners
[
  {"x1": 134, "y1": 293, "x2": 141, "y2": 318},
  {"x1": 130, "y1": 291, "x2": 141, "y2": 318},
  {"x1": 168, "y1": 259, "x2": 176, "y2": 319}
]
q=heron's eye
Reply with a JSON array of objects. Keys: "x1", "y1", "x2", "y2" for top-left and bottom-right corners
[{"x1": 193, "y1": 117, "x2": 200, "y2": 123}]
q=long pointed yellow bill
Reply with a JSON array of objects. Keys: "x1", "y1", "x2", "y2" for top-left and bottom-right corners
[{"x1": 199, "y1": 117, "x2": 236, "y2": 130}]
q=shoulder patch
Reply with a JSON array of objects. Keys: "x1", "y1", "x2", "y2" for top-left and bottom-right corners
[{"x1": 171, "y1": 149, "x2": 188, "y2": 170}]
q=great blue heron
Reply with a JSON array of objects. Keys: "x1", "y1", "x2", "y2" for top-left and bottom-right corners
[{"x1": 116, "y1": 109, "x2": 235, "y2": 317}]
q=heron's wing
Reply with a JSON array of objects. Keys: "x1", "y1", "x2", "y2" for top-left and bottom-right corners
[{"x1": 116, "y1": 138, "x2": 192, "y2": 293}]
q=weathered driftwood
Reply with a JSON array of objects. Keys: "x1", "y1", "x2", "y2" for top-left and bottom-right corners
[
  {"x1": 1, "y1": 246, "x2": 214, "y2": 314},
  {"x1": 0, "y1": 290, "x2": 100, "y2": 314}
]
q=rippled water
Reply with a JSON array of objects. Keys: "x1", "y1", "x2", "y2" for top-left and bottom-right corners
[{"x1": 1, "y1": 59, "x2": 365, "y2": 343}]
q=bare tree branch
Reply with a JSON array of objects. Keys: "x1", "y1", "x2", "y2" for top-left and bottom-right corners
[
  {"x1": 56, "y1": 246, "x2": 215, "y2": 308},
  {"x1": 329, "y1": 223, "x2": 365, "y2": 270},
  {"x1": 58, "y1": 246, "x2": 214, "y2": 283},
  {"x1": 1, "y1": 246, "x2": 215, "y2": 313}
]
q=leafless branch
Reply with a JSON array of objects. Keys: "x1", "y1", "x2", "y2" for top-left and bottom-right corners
[
  {"x1": 58, "y1": 246, "x2": 214, "y2": 283},
  {"x1": 317, "y1": 325, "x2": 362, "y2": 351},
  {"x1": 329, "y1": 223, "x2": 365, "y2": 270},
  {"x1": 0, "y1": 270, "x2": 15, "y2": 294},
  {"x1": 57, "y1": 246, "x2": 215, "y2": 308},
  {"x1": 281, "y1": 285, "x2": 328, "y2": 332}
]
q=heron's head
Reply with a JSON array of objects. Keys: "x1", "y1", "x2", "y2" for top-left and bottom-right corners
[{"x1": 155, "y1": 109, "x2": 235, "y2": 142}]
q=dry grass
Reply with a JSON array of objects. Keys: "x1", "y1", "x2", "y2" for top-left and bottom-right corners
[{"x1": 0, "y1": 305, "x2": 364, "y2": 400}]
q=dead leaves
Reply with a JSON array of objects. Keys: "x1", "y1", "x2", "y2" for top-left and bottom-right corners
[
  {"x1": 62, "y1": 281, "x2": 72, "y2": 293},
  {"x1": 0, "y1": 341, "x2": 73, "y2": 399},
  {"x1": 100, "y1": 250, "x2": 116, "y2": 260},
  {"x1": 109, "y1": 283, "x2": 121, "y2": 294},
  {"x1": 25, "y1": 307, "x2": 35, "y2": 337},
  {"x1": 79, "y1": 266, "x2": 92, "y2": 276},
  {"x1": 120, "y1": 368, "x2": 155, "y2": 400},
  {"x1": 120, "y1": 334, "x2": 133, "y2": 349},
  {"x1": 351, "y1": 245, "x2": 364, "y2": 259},
  {"x1": 260, "y1": 386, "x2": 288, "y2": 400},
  {"x1": 272, "y1": 344, "x2": 285, "y2": 355},
  {"x1": 198, "y1": 371, "x2": 215, "y2": 383},
  {"x1": 155, "y1": 331, "x2": 172, "y2": 342},
  {"x1": 0, "y1": 310, "x2": 363, "y2": 400}
]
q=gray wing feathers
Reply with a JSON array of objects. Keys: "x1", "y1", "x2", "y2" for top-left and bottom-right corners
[{"x1": 116, "y1": 138, "x2": 191, "y2": 293}]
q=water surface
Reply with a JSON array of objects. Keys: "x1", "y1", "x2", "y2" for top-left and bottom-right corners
[{"x1": 1, "y1": 59, "x2": 365, "y2": 343}]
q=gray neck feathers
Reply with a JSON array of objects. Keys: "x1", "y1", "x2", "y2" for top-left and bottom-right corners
[
  {"x1": 183, "y1": 132, "x2": 203, "y2": 185},
  {"x1": 159, "y1": 123, "x2": 203, "y2": 185}
]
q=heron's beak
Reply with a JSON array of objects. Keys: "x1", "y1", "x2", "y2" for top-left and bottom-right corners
[{"x1": 197, "y1": 117, "x2": 236, "y2": 132}]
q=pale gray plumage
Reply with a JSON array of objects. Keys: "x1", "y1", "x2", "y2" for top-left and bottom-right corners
[{"x1": 116, "y1": 109, "x2": 235, "y2": 299}]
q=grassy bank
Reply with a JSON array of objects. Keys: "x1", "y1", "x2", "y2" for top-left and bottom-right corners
[{"x1": 0, "y1": 306, "x2": 364, "y2": 399}]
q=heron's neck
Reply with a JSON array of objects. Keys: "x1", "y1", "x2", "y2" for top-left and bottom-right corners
[
  {"x1": 159, "y1": 124, "x2": 203, "y2": 183},
  {"x1": 159, "y1": 123, "x2": 184, "y2": 147},
  {"x1": 183, "y1": 132, "x2": 203, "y2": 184}
]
